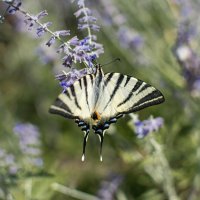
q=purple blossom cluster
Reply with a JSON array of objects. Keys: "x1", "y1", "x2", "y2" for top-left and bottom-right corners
[
  {"x1": 97, "y1": 174, "x2": 123, "y2": 200},
  {"x1": 118, "y1": 27, "x2": 144, "y2": 51},
  {"x1": 173, "y1": 0, "x2": 200, "y2": 97},
  {"x1": 2, "y1": 0, "x2": 104, "y2": 89},
  {"x1": 13, "y1": 123, "x2": 43, "y2": 168},
  {"x1": 132, "y1": 115, "x2": 164, "y2": 138},
  {"x1": 55, "y1": 68, "x2": 88, "y2": 93},
  {"x1": 99, "y1": 0, "x2": 144, "y2": 62},
  {"x1": 0, "y1": 148, "x2": 18, "y2": 175}
]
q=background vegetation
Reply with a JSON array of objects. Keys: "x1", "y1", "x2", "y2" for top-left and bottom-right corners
[{"x1": 0, "y1": 0, "x2": 200, "y2": 199}]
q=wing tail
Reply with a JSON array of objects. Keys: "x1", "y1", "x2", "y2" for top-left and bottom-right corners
[
  {"x1": 75, "y1": 119, "x2": 90, "y2": 161},
  {"x1": 95, "y1": 130, "x2": 105, "y2": 162},
  {"x1": 81, "y1": 130, "x2": 90, "y2": 162}
]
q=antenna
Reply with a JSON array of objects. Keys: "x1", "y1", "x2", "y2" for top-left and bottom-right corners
[{"x1": 101, "y1": 58, "x2": 121, "y2": 67}]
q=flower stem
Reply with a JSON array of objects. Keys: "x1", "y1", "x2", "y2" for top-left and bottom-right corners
[
  {"x1": 52, "y1": 183, "x2": 100, "y2": 200},
  {"x1": 24, "y1": 178, "x2": 32, "y2": 200},
  {"x1": 5, "y1": 2, "x2": 73, "y2": 50},
  {"x1": 149, "y1": 137, "x2": 179, "y2": 200}
]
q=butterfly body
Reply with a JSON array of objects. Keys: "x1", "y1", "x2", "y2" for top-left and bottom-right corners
[{"x1": 49, "y1": 64, "x2": 165, "y2": 161}]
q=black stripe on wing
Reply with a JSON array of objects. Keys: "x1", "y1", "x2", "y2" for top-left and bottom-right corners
[
  {"x1": 109, "y1": 74, "x2": 124, "y2": 101},
  {"x1": 122, "y1": 89, "x2": 165, "y2": 114},
  {"x1": 70, "y1": 85, "x2": 81, "y2": 110},
  {"x1": 95, "y1": 65, "x2": 104, "y2": 88},
  {"x1": 49, "y1": 97, "x2": 75, "y2": 119},
  {"x1": 83, "y1": 76, "x2": 90, "y2": 108},
  {"x1": 103, "y1": 74, "x2": 124, "y2": 111},
  {"x1": 104, "y1": 73, "x2": 114, "y2": 87},
  {"x1": 118, "y1": 79, "x2": 143, "y2": 107},
  {"x1": 65, "y1": 90, "x2": 71, "y2": 100},
  {"x1": 124, "y1": 76, "x2": 131, "y2": 87}
]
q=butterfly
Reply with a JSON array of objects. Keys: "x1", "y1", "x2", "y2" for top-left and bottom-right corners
[{"x1": 49, "y1": 64, "x2": 165, "y2": 161}]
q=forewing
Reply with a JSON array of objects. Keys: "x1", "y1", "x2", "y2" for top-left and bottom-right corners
[
  {"x1": 49, "y1": 74, "x2": 95, "y2": 161},
  {"x1": 49, "y1": 74, "x2": 95, "y2": 120},
  {"x1": 94, "y1": 72, "x2": 164, "y2": 129},
  {"x1": 102, "y1": 72, "x2": 165, "y2": 115}
]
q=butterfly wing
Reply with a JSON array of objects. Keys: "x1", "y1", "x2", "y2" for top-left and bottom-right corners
[
  {"x1": 91, "y1": 71, "x2": 164, "y2": 161},
  {"x1": 49, "y1": 74, "x2": 95, "y2": 161},
  {"x1": 104, "y1": 72, "x2": 165, "y2": 114},
  {"x1": 49, "y1": 67, "x2": 165, "y2": 161},
  {"x1": 93, "y1": 72, "x2": 165, "y2": 131}
]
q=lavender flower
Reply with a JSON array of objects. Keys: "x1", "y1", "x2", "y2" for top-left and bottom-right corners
[
  {"x1": 173, "y1": 1, "x2": 200, "y2": 97},
  {"x1": 46, "y1": 30, "x2": 70, "y2": 47},
  {"x1": 72, "y1": 0, "x2": 104, "y2": 65},
  {"x1": 36, "y1": 22, "x2": 52, "y2": 37},
  {"x1": 13, "y1": 123, "x2": 43, "y2": 168},
  {"x1": 99, "y1": 0, "x2": 145, "y2": 65},
  {"x1": 97, "y1": 174, "x2": 123, "y2": 200},
  {"x1": 132, "y1": 115, "x2": 164, "y2": 138},
  {"x1": 68, "y1": 36, "x2": 79, "y2": 46},
  {"x1": 24, "y1": 10, "x2": 48, "y2": 29},
  {"x1": 35, "y1": 10, "x2": 48, "y2": 20},
  {"x1": 117, "y1": 27, "x2": 144, "y2": 50},
  {"x1": 3, "y1": 0, "x2": 104, "y2": 69},
  {"x1": 7, "y1": 0, "x2": 21, "y2": 15},
  {"x1": 56, "y1": 68, "x2": 88, "y2": 92},
  {"x1": 0, "y1": 148, "x2": 18, "y2": 175}
]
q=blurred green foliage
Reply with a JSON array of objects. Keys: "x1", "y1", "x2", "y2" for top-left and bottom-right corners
[{"x1": 0, "y1": 0, "x2": 200, "y2": 199}]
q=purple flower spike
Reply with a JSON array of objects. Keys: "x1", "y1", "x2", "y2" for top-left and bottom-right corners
[
  {"x1": 13, "y1": 123, "x2": 43, "y2": 168},
  {"x1": 0, "y1": 148, "x2": 18, "y2": 175},
  {"x1": 173, "y1": 18, "x2": 200, "y2": 97},
  {"x1": 56, "y1": 68, "x2": 88, "y2": 92},
  {"x1": 74, "y1": 7, "x2": 91, "y2": 18},
  {"x1": 98, "y1": 174, "x2": 123, "y2": 200},
  {"x1": 134, "y1": 121, "x2": 149, "y2": 138},
  {"x1": 79, "y1": 16, "x2": 97, "y2": 23},
  {"x1": 133, "y1": 116, "x2": 164, "y2": 138}
]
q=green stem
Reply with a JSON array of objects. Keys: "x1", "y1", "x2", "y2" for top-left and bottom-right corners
[
  {"x1": 187, "y1": 131, "x2": 200, "y2": 200},
  {"x1": 52, "y1": 183, "x2": 100, "y2": 200},
  {"x1": 148, "y1": 137, "x2": 180, "y2": 200},
  {"x1": 165, "y1": 0, "x2": 179, "y2": 20},
  {"x1": 25, "y1": 178, "x2": 32, "y2": 200}
]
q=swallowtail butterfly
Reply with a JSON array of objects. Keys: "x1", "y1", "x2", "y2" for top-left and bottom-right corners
[{"x1": 49, "y1": 64, "x2": 165, "y2": 161}]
